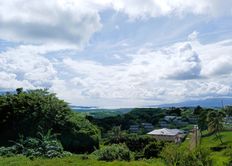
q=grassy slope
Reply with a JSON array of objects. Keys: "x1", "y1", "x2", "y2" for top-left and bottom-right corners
[
  {"x1": 200, "y1": 131, "x2": 232, "y2": 165},
  {"x1": 0, "y1": 155, "x2": 165, "y2": 166}
]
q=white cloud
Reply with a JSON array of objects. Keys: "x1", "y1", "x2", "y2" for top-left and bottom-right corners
[
  {"x1": 0, "y1": 0, "x2": 231, "y2": 49},
  {"x1": 55, "y1": 35, "x2": 232, "y2": 106},
  {"x1": 109, "y1": 0, "x2": 232, "y2": 19},
  {"x1": 0, "y1": 0, "x2": 102, "y2": 47},
  {"x1": 0, "y1": 45, "x2": 57, "y2": 89}
]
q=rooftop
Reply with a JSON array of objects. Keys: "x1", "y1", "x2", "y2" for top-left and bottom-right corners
[{"x1": 147, "y1": 128, "x2": 184, "y2": 136}]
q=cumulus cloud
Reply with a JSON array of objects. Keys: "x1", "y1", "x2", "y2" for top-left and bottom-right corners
[
  {"x1": 1, "y1": 34, "x2": 232, "y2": 107},
  {"x1": 0, "y1": 45, "x2": 57, "y2": 89},
  {"x1": 57, "y1": 36, "x2": 232, "y2": 106},
  {"x1": 0, "y1": 0, "x2": 232, "y2": 48},
  {"x1": 0, "y1": 0, "x2": 102, "y2": 47}
]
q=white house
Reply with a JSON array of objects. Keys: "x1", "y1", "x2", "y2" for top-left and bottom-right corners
[{"x1": 147, "y1": 128, "x2": 186, "y2": 143}]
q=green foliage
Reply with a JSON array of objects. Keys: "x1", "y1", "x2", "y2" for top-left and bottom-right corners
[
  {"x1": 0, "y1": 88, "x2": 100, "y2": 153},
  {"x1": 207, "y1": 110, "x2": 225, "y2": 144},
  {"x1": 143, "y1": 141, "x2": 165, "y2": 159},
  {"x1": 0, "y1": 130, "x2": 65, "y2": 158},
  {"x1": 60, "y1": 112, "x2": 100, "y2": 153},
  {"x1": 197, "y1": 108, "x2": 209, "y2": 132},
  {"x1": 224, "y1": 106, "x2": 232, "y2": 116},
  {"x1": 94, "y1": 144, "x2": 131, "y2": 162},
  {"x1": 0, "y1": 146, "x2": 16, "y2": 157},
  {"x1": 160, "y1": 144, "x2": 181, "y2": 166},
  {"x1": 194, "y1": 106, "x2": 204, "y2": 115},
  {"x1": 0, "y1": 155, "x2": 166, "y2": 166},
  {"x1": 105, "y1": 134, "x2": 155, "y2": 153},
  {"x1": 161, "y1": 144, "x2": 212, "y2": 166}
]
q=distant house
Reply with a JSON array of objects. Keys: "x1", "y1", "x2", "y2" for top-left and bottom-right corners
[
  {"x1": 224, "y1": 116, "x2": 232, "y2": 124},
  {"x1": 164, "y1": 116, "x2": 177, "y2": 122},
  {"x1": 188, "y1": 116, "x2": 198, "y2": 124},
  {"x1": 161, "y1": 116, "x2": 189, "y2": 127},
  {"x1": 129, "y1": 125, "x2": 140, "y2": 133},
  {"x1": 159, "y1": 120, "x2": 169, "y2": 128},
  {"x1": 147, "y1": 128, "x2": 186, "y2": 143},
  {"x1": 141, "y1": 123, "x2": 154, "y2": 132}
]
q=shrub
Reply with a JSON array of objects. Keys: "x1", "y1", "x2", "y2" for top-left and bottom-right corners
[
  {"x1": 143, "y1": 141, "x2": 165, "y2": 159},
  {"x1": 161, "y1": 144, "x2": 212, "y2": 166},
  {"x1": 105, "y1": 134, "x2": 155, "y2": 152},
  {"x1": 0, "y1": 130, "x2": 66, "y2": 158},
  {"x1": 0, "y1": 146, "x2": 16, "y2": 157},
  {"x1": 94, "y1": 144, "x2": 131, "y2": 161}
]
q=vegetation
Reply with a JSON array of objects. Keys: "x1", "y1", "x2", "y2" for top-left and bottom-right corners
[
  {"x1": 143, "y1": 141, "x2": 165, "y2": 159},
  {"x1": 207, "y1": 111, "x2": 225, "y2": 143},
  {"x1": 93, "y1": 144, "x2": 131, "y2": 161},
  {"x1": 0, "y1": 88, "x2": 99, "y2": 153},
  {"x1": 0, "y1": 130, "x2": 66, "y2": 159},
  {"x1": 161, "y1": 144, "x2": 212, "y2": 166},
  {"x1": 1, "y1": 88, "x2": 232, "y2": 165}
]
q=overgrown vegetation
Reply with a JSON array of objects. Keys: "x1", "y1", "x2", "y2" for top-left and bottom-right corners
[
  {"x1": 0, "y1": 88, "x2": 99, "y2": 154},
  {"x1": 94, "y1": 144, "x2": 131, "y2": 161},
  {"x1": 0, "y1": 130, "x2": 67, "y2": 158}
]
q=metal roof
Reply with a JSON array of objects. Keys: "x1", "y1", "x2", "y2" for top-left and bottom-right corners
[{"x1": 147, "y1": 128, "x2": 183, "y2": 136}]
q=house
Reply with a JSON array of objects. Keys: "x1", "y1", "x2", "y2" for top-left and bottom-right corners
[
  {"x1": 224, "y1": 116, "x2": 232, "y2": 124},
  {"x1": 159, "y1": 120, "x2": 170, "y2": 128},
  {"x1": 141, "y1": 123, "x2": 154, "y2": 132},
  {"x1": 188, "y1": 116, "x2": 198, "y2": 124},
  {"x1": 129, "y1": 125, "x2": 140, "y2": 133},
  {"x1": 147, "y1": 128, "x2": 186, "y2": 143},
  {"x1": 164, "y1": 116, "x2": 177, "y2": 122}
]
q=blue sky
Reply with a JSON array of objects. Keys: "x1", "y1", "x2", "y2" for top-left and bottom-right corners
[{"x1": 0, "y1": 0, "x2": 232, "y2": 108}]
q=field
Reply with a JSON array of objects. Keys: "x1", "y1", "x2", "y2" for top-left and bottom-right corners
[
  {"x1": 200, "y1": 131, "x2": 232, "y2": 165},
  {"x1": 0, "y1": 155, "x2": 165, "y2": 166}
]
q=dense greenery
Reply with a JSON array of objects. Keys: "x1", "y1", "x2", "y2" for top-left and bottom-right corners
[
  {"x1": 1, "y1": 88, "x2": 232, "y2": 165},
  {"x1": 161, "y1": 144, "x2": 212, "y2": 166},
  {"x1": 94, "y1": 144, "x2": 131, "y2": 161},
  {"x1": 0, "y1": 130, "x2": 66, "y2": 158},
  {"x1": 0, "y1": 88, "x2": 99, "y2": 153},
  {"x1": 143, "y1": 141, "x2": 165, "y2": 159},
  {"x1": 87, "y1": 108, "x2": 166, "y2": 133}
]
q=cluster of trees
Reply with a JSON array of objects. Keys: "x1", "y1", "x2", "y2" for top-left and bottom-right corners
[
  {"x1": 86, "y1": 108, "x2": 169, "y2": 134},
  {"x1": 0, "y1": 88, "x2": 100, "y2": 155}
]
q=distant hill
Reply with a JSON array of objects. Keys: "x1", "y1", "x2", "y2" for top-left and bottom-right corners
[
  {"x1": 0, "y1": 90, "x2": 15, "y2": 95},
  {"x1": 70, "y1": 105, "x2": 132, "y2": 118},
  {"x1": 155, "y1": 97, "x2": 232, "y2": 108}
]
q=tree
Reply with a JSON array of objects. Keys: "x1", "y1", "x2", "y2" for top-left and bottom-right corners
[
  {"x1": 198, "y1": 109, "x2": 209, "y2": 134},
  {"x1": 0, "y1": 88, "x2": 100, "y2": 153},
  {"x1": 194, "y1": 106, "x2": 203, "y2": 115},
  {"x1": 109, "y1": 126, "x2": 123, "y2": 144},
  {"x1": 207, "y1": 110, "x2": 225, "y2": 144},
  {"x1": 143, "y1": 141, "x2": 165, "y2": 158}
]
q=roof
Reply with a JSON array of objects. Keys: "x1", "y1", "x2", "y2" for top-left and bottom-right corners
[{"x1": 147, "y1": 128, "x2": 183, "y2": 136}]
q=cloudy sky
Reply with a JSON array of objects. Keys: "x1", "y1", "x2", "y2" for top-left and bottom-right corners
[{"x1": 0, "y1": 0, "x2": 232, "y2": 108}]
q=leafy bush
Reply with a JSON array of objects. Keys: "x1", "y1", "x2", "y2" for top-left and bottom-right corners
[
  {"x1": 161, "y1": 144, "x2": 212, "y2": 166},
  {"x1": 105, "y1": 134, "x2": 155, "y2": 152},
  {"x1": 0, "y1": 146, "x2": 16, "y2": 157},
  {"x1": 0, "y1": 130, "x2": 67, "y2": 158},
  {"x1": 143, "y1": 141, "x2": 165, "y2": 159},
  {"x1": 60, "y1": 112, "x2": 100, "y2": 153},
  {"x1": 94, "y1": 144, "x2": 131, "y2": 161}
]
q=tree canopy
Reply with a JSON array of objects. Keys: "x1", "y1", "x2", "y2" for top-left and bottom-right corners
[{"x1": 0, "y1": 88, "x2": 99, "y2": 153}]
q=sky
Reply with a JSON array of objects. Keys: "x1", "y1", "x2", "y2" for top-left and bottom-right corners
[{"x1": 0, "y1": 0, "x2": 232, "y2": 108}]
